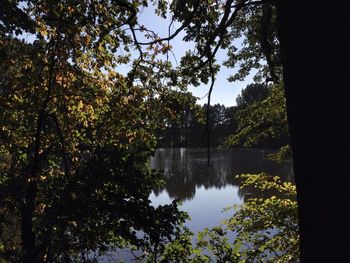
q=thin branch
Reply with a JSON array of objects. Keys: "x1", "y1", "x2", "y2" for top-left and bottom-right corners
[
  {"x1": 129, "y1": 24, "x2": 144, "y2": 61},
  {"x1": 130, "y1": 250, "x2": 146, "y2": 261},
  {"x1": 50, "y1": 114, "x2": 70, "y2": 179},
  {"x1": 137, "y1": 23, "x2": 186, "y2": 46},
  {"x1": 136, "y1": 0, "x2": 201, "y2": 46},
  {"x1": 192, "y1": 0, "x2": 250, "y2": 72},
  {"x1": 199, "y1": 91, "x2": 209, "y2": 100},
  {"x1": 170, "y1": 48, "x2": 179, "y2": 66},
  {"x1": 231, "y1": 0, "x2": 263, "y2": 8},
  {"x1": 260, "y1": 0, "x2": 278, "y2": 82},
  {"x1": 195, "y1": 2, "x2": 251, "y2": 166},
  {"x1": 206, "y1": 56, "x2": 216, "y2": 167},
  {"x1": 166, "y1": 17, "x2": 175, "y2": 62},
  {"x1": 113, "y1": 0, "x2": 144, "y2": 63}
]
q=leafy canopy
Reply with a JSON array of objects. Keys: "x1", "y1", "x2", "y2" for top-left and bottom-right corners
[
  {"x1": 224, "y1": 83, "x2": 289, "y2": 148},
  {"x1": 0, "y1": 0, "x2": 291, "y2": 262},
  {"x1": 0, "y1": 1, "x2": 197, "y2": 262}
]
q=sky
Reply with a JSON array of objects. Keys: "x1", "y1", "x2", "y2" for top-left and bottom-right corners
[
  {"x1": 133, "y1": 4, "x2": 254, "y2": 107},
  {"x1": 20, "y1": 2, "x2": 254, "y2": 106}
]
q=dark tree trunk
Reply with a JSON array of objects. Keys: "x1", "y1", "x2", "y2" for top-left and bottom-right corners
[
  {"x1": 21, "y1": 204, "x2": 37, "y2": 263},
  {"x1": 277, "y1": 2, "x2": 350, "y2": 262}
]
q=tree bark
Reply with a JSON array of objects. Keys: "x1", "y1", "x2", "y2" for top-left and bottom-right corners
[
  {"x1": 21, "y1": 183, "x2": 37, "y2": 263},
  {"x1": 277, "y1": 2, "x2": 350, "y2": 262}
]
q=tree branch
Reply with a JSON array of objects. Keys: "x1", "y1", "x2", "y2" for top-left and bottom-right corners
[
  {"x1": 206, "y1": 56, "x2": 216, "y2": 167},
  {"x1": 136, "y1": 0, "x2": 201, "y2": 46},
  {"x1": 50, "y1": 114, "x2": 70, "y2": 179},
  {"x1": 21, "y1": 37, "x2": 58, "y2": 262}
]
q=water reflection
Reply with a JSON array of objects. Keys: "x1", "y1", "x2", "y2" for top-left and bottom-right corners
[{"x1": 150, "y1": 148, "x2": 293, "y2": 201}]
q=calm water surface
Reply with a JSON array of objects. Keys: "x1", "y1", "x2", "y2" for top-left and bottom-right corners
[
  {"x1": 149, "y1": 148, "x2": 293, "y2": 233},
  {"x1": 110, "y1": 148, "x2": 293, "y2": 262}
]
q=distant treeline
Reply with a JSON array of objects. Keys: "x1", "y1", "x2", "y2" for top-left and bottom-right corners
[{"x1": 156, "y1": 83, "x2": 290, "y2": 149}]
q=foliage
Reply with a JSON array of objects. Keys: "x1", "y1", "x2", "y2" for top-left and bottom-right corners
[
  {"x1": 268, "y1": 145, "x2": 293, "y2": 163},
  {"x1": 224, "y1": 173, "x2": 299, "y2": 262},
  {"x1": 157, "y1": 103, "x2": 240, "y2": 148},
  {"x1": 224, "y1": 1, "x2": 282, "y2": 83},
  {"x1": 236, "y1": 83, "x2": 269, "y2": 108},
  {"x1": 156, "y1": 92, "x2": 203, "y2": 148},
  {"x1": 0, "y1": 1, "x2": 194, "y2": 262},
  {"x1": 224, "y1": 83, "x2": 289, "y2": 148},
  {"x1": 166, "y1": 0, "x2": 282, "y2": 85},
  {"x1": 145, "y1": 169, "x2": 297, "y2": 263},
  {"x1": 157, "y1": 82, "x2": 288, "y2": 150},
  {"x1": 0, "y1": 1, "x2": 294, "y2": 262},
  {"x1": 152, "y1": 173, "x2": 299, "y2": 263},
  {"x1": 147, "y1": 227, "x2": 206, "y2": 263}
]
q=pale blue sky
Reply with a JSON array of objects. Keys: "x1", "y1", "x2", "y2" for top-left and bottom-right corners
[
  {"x1": 21, "y1": 3, "x2": 253, "y2": 106},
  {"x1": 133, "y1": 5, "x2": 254, "y2": 107}
]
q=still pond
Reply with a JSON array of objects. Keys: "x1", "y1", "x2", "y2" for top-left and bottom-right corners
[
  {"x1": 149, "y1": 148, "x2": 293, "y2": 232},
  {"x1": 114, "y1": 148, "x2": 293, "y2": 261}
]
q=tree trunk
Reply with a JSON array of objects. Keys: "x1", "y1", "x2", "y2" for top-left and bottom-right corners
[
  {"x1": 277, "y1": 2, "x2": 350, "y2": 262},
  {"x1": 21, "y1": 182, "x2": 38, "y2": 263}
]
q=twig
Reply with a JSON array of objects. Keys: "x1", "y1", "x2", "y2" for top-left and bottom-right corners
[{"x1": 206, "y1": 56, "x2": 216, "y2": 167}]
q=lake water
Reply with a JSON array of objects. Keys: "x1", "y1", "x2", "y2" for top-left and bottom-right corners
[
  {"x1": 149, "y1": 148, "x2": 293, "y2": 232},
  {"x1": 110, "y1": 148, "x2": 294, "y2": 262}
]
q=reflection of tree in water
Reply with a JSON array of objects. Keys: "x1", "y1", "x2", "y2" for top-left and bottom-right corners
[{"x1": 151, "y1": 148, "x2": 293, "y2": 201}]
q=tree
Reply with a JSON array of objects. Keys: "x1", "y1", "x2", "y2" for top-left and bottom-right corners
[
  {"x1": 3, "y1": 0, "x2": 347, "y2": 261},
  {"x1": 203, "y1": 103, "x2": 234, "y2": 147},
  {"x1": 137, "y1": 1, "x2": 349, "y2": 261},
  {"x1": 0, "y1": 1, "x2": 188, "y2": 262},
  {"x1": 157, "y1": 102, "x2": 238, "y2": 148},
  {"x1": 156, "y1": 92, "x2": 200, "y2": 148},
  {"x1": 130, "y1": 1, "x2": 350, "y2": 261},
  {"x1": 225, "y1": 83, "x2": 289, "y2": 148},
  {"x1": 236, "y1": 83, "x2": 269, "y2": 108},
  {"x1": 277, "y1": 2, "x2": 350, "y2": 262}
]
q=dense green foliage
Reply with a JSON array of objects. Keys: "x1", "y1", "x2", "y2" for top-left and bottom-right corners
[
  {"x1": 158, "y1": 82, "x2": 288, "y2": 149},
  {"x1": 224, "y1": 83, "x2": 289, "y2": 148},
  {"x1": 157, "y1": 102, "x2": 236, "y2": 148},
  {"x1": 0, "y1": 1, "x2": 192, "y2": 262},
  {"x1": 236, "y1": 83, "x2": 269, "y2": 108},
  {"x1": 0, "y1": 0, "x2": 297, "y2": 262},
  {"x1": 226, "y1": 174, "x2": 299, "y2": 262}
]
